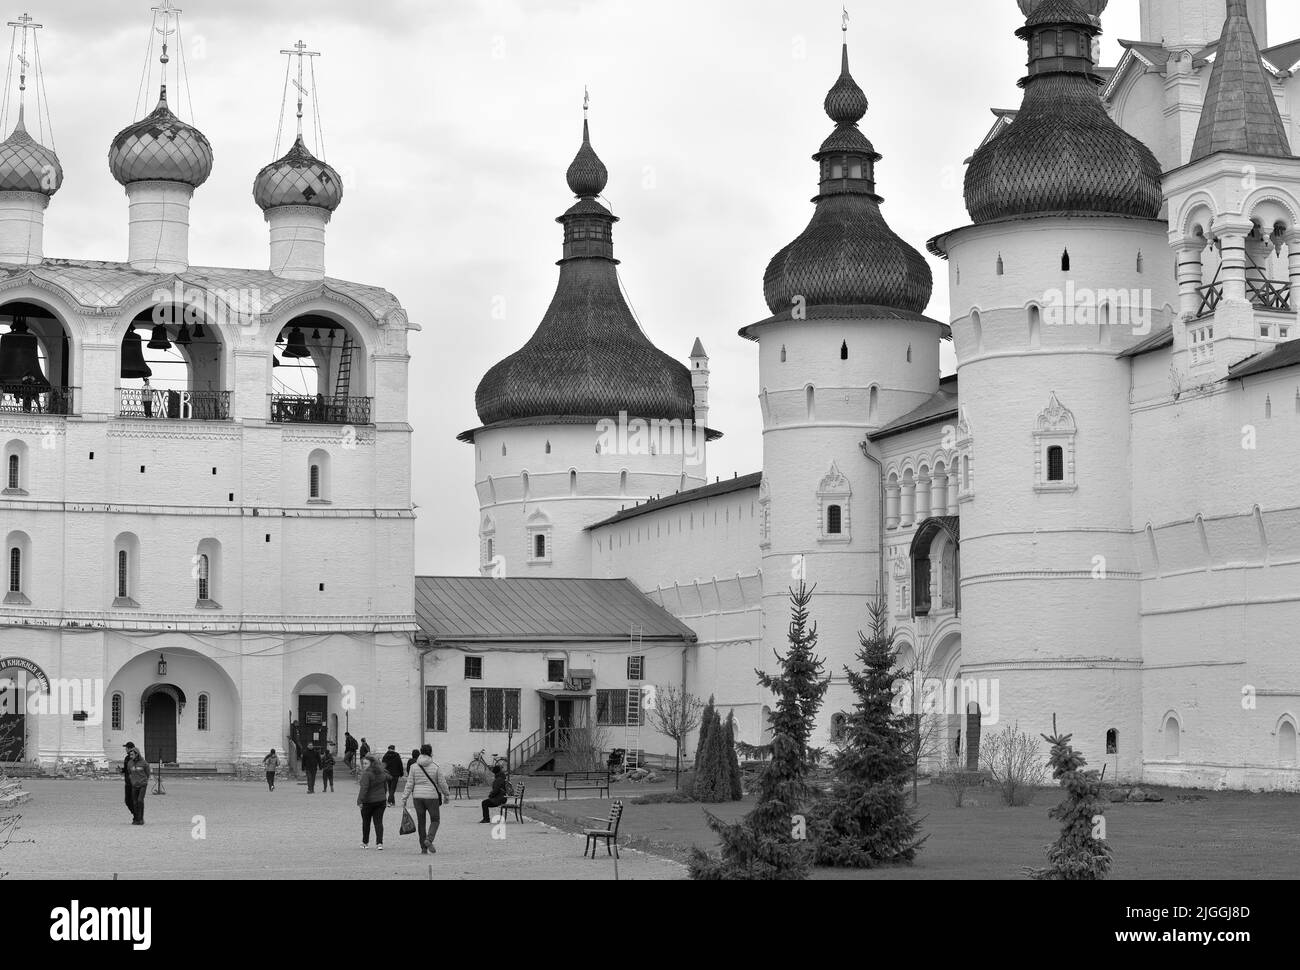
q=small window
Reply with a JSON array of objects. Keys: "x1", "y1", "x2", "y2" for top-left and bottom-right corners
[
  {"x1": 840, "y1": 340, "x2": 848, "y2": 360},
  {"x1": 534, "y1": 533, "x2": 546, "y2": 559},
  {"x1": 827, "y1": 505, "x2": 843, "y2": 535},
  {"x1": 547, "y1": 659, "x2": 565, "y2": 682},
  {"x1": 196, "y1": 554, "x2": 210, "y2": 601},
  {"x1": 1061, "y1": 249, "x2": 1071, "y2": 272},
  {"x1": 309, "y1": 464, "x2": 321, "y2": 499},
  {"x1": 780, "y1": 345, "x2": 786, "y2": 363},
  {"x1": 8, "y1": 546, "x2": 20, "y2": 593},
  {"x1": 197, "y1": 693, "x2": 210, "y2": 731},
  {"x1": 485, "y1": 537, "x2": 494, "y2": 562},
  {"x1": 1047, "y1": 446, "x2": 1065, "y2": 482},
  {"x1": 906, "y1": 344, "x2": 912, "y2": 363},
  {"x1": 1136, "y1": 251, "x2": 1144, "y2": 273},
  {"x1": 464, "y1": 656, "x2": 483, "y2": 680},
  {"x1": 1105, "y1": 728, "x2": 1118, "y2": 754},
  {"x1": 501, "y1": 443, "x2": 507, "y2": 456},
  {"x1": 117, "y1": 550, "x2": 129, "y2": 598},
  {"x1": 111, "y1": 692, "x2": 123, "y2": 731},
  {"x1": 627, "y1": 655, "x2": 644, "y2": 680},
  {"x1": 545, "y1": 441, "x2": 551, "y2": 454},
  {"x1": 996, "y1": 254, "x2": 1004, "y2": 276},
  {"x1": 6, "y1": 453, "x2": 16, "y2": 490},
  {"x1": 426, "y1": 686, "x2": 448, "y2": 732}
]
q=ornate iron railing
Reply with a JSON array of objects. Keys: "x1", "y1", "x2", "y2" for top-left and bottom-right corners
[
  {"x1": 270, "y1": 394, "x2": 371, "y2": 425},
  {"x1": 0, "y1": 384, "x2": 75, "y2": 415},
  {"x1": 118, "y1": 388, "x2": 231, "y2": 421}
]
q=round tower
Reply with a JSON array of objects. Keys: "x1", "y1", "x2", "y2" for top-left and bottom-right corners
[
  {"x1": 931, "y1": 0, "x2": 1176, "y2": 780},
  {"x1": 461, "y1": 111, "x2": 712, "y2": 578},
  {"x1": 743, "y1": 28, "x2": 943, "y2": 744}
]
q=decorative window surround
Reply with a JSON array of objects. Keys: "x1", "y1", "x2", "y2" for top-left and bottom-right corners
[
  {"x1": 816, "y1": 462, "x2": 852, "y2": 543},
  {"x1": 526, "y1": 509, "x2": 553, "y2": 564},
  {"x1": 758, "y1": 478, "x2": 772, "y2": 549},
  {"x1": 955, "y1": 406, "x2": 974, "y2": 503},
  {"x1": 1033, "y1": 392, "x2": 1078, "y2": 493}
]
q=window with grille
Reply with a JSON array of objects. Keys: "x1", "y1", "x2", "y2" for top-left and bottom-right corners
[
  {"x1": 597, "y1": 689, "x2": 635, "y2": 726},
  {"x1": 425, "y1": 686, "x2": 447, "y2": 732},
  {"x1": 1106, "y1": 728, "x2": 1118, "y2": 754},
  {"x1": 111, "y1": 692, "x2": 123, "y2": 731},
  {"x1": 197, "y1": 693, "x2": 209, "y2": 731},
  {"x1": 196, "y1": 554, "x2": 210, "y2": 601},
  {"x1": 117, "y1": 550, "x2": 129, "y2": 598},
  {"x1": 827, "y1": 505, "x2": 842, "y2": 535},
  {"x1": 469, "y1": 688, "x2": 520, "y2": 732},
  {"x1": 627, "y1": 655, "x2": 644, "y2": 680},
  {"x1": 6, "y1": 454, "x2": 16, "y2": 489},
  {"x1": 547, "y1": 659, "x2": 565, "y2": 682},
  {"x1": 309, "y1": 464, "x2": 321, "y2": 498},
  {"x1": 464, "y1": 656, "x2": 482, "y2": 680},
  {"x1": 8, "y1": 547, "x2": 18, "y2": 593},
  {"x1": 534, "y1": 533, "x2": 546, "y2": 559},
  {"x1": 1047, "y1": 446, "x2": 1065, "y2": 482}
]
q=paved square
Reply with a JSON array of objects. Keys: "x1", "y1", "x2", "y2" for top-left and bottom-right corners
[{"x1": 2, "y1": 778, "x2": 684, "y2": 880}]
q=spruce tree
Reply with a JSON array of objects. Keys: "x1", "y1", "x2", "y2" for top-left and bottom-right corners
[
  {"x1": 689, "y1": 582, "x2": 829, "y2": 879},
  {"x1": 810, "y1": 597, "x2": 925, "y2": 867},
  {"x1": 1025, "y1": 716, "x2": 1112, "y2": 880},
  {"x1": 694, "y1": 710, "x2": 731, "y2": 802},
  {"x1": 694, "y1": 695, "x2": 716, "y2": 768},
  {"x1": 724, "y1": 710, "x2": 743, "y2": 800}
]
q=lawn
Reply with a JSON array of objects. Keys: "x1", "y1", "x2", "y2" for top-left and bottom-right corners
[{"x1": 525, "y1": 782, "x2": 1300, "y2": 879}]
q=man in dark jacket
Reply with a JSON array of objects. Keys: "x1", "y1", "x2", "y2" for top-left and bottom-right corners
[
  {"x1": 380, "y1": 745, "x2": 404, "y2": 805},
  {"x1": 344, "y1": 732, "x2": 358, "y2": 773},
  {"x1": 122, "y1": 742, "x2": 150, "y2": 825},
  {"x1": 302, "y1": 745, "x2": 321, "y2": 793},
  {"x1": 481, "y1": 764, "x2": 510, "y2": 823}
]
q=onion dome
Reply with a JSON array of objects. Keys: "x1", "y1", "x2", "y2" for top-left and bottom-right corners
[
  {"x1": 109, "y1": 87, "x2": 213, "y2": 188},
  {"x1": 474, "y1": 118, "x2": 693, "y2": 427},
  {"x1": 761, "y1": 39, "x2": 933, "y2": 317},
  {"x1": 253, "y1": 134, "x2": 344, "y2": 212},
  {"x1": 1018, "y1": 0, "x2": 1107, "y2": 20},
  {"x1": 0, "y1": 107, "x2": 62, "y2": 196},
  {"x1": 963, "y1": 0, "x2": 1161, "y2": 224}
]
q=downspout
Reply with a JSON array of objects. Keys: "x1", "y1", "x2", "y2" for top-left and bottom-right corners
[
  {"x1": 859, "y1": 440, "x2": 887, "y2": 600},
  {"x1": 415, "y1": 635, "x2": 433, "y2": 744}
]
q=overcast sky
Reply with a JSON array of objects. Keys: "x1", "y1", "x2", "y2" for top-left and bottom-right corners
[{"x1": 25, "y1": 1, "x2": 1300, "y2": 576}]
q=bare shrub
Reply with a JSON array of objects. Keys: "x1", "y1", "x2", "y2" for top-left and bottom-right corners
[
  {"x1": 937, "y1": 758, "x2": 983, "y2": 808},
  {"x1": 565, "y1": 723, "x2": 611, "y2": 772},
  {"x1": 980, "y1": 723, "x2": 1047, "y2": 806}
]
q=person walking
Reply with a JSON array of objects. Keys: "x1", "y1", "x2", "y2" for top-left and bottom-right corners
[
  {"x1": 358, "y1": 737, "x2": 370, "y2": 765},
  {"x1": 262, "y1": 749, "x2": 279, "y2": 791},
  {"x1": 344, "y1": 732, "x2": 358, "y2": 774},
  {"x1": 480, "y1": 763, "x2": 510, "y2": 824},
  {"x1": 380, "y1": 745, "x2": 404, "y2": 806},
  {"x1": 401, "y1": 744, "x2": 450, "y2": 855},
  {"x1": 406, "y1": 748, "x2": 420, "y2": 772},
  {"x1": 357, "y1": 755, "x2": 389, "y2": 850},
  {"x1": 302, "y1": 745, "x2": 321, "y2": 793},
  {"x1": 122, "y1": 742, "x2": 150, "y2": 825},
  {"x1": 321, "y1": 745, "x2": 336, "y2": 792}
]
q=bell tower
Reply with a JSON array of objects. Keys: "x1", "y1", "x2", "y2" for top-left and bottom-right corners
[{"x1": 1140, "y1": 0, "x2": 1267, "y2": 49}]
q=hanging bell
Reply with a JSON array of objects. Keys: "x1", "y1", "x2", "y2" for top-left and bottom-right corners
[
  {"x1": 121, "y1": 329, "x2": 153, "y2": 379},
  {"x1": 0, "y1": 317, "x2": 50, "y2": 389},
  {"x1": 193, "y1": 322, "x2": 206, "y2": 339},
  {"x1": 147, "y1": 324, "x2": 172, "y2": 350},
  {"x1": 176, "y1": 323, "x2": 192, "y2": 346},
  {"x1": 272, "y1": 354, "x2": 281, "y2": 368},
  {"x1": 281, "y1": 326, "x2": 311, "y2": 359},
  {"x1": 311, "y1": 329, "x2": 321, "y2": 340}
]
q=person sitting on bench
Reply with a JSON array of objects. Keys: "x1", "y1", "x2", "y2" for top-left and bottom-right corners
[{"x1": 480, "y1": 764, "x2": 510, "y2": 823}]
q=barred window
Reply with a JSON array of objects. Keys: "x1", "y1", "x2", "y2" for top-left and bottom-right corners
[
  {"x1": 597, "y1": 689, "x2": 634, "y2": 727},
  {"x1": 309, "y1": 464, "x2": 321, "y2": 499},
  {"x1": 8, "y1": 547, "x2": 18, "y2": 593},
  {"x1": 6, "y1": 454, "x2": 16, "y2": 489},
  {"x1": 827, "y1": 505, "x2": 842, "y2": 535},
  {"x1": 196, "y1": 554, "x2": 210, "y2": 601},
  {"x1": 627, "y1": 655, "x2": 644, "y2": 681},
  {"x1": 111, "y1": 692, "x2": 123, "y2": 731},
  {"x1": 464, "y1": 656, "x2": 482, "y2": 680},
  {"x1": 426, "y1": 686, "x2": 447, "y2": 732},
  {"x1": 1047, "y1": 446, "x2": 1065, "y2": 483},
  {"x1": 197, "y1": 693, "x2": 210, "y2": 731},
  {"x1": 469, "y1": 688, "x2": 520, "y2": 732},
  {"x1": 547, "y1": 659, "x2": 565, "y2": 682},
  {"x1": 117, "y1": 550, "x2": 129, "y2": 598}
]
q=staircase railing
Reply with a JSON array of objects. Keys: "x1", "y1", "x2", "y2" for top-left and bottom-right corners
[{"x1": 509, "y1": 729, "x2": 546, "y2": 774}]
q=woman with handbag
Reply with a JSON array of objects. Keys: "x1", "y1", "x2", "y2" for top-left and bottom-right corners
[
  {"x1": 401, "y1": 744, "x2": 451, "y2": 854},
  {"x1": 357, "y1": 755, "x2": 389, "y2": 850}
]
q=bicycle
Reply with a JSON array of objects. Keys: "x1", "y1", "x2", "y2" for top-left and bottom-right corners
[{"x1": 470, "y1": 748, "x2": 508, "y2": 782}]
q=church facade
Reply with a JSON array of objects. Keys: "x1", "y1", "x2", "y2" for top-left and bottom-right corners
[{"x1": 453, "y1": 0, "x2": 1300, "y2": 791}]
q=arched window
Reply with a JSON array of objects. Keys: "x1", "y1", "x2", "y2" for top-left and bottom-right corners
[
  {"x1": 996, "y1": 254, "x2": 1004, "y2": 276},
  {"x1": 569, "y1": 469, "x2": 577, "y2": 496},
  {"x1": 501, "y1": 443, "x2": 507, "y2": 456},
  {"x1": 117, "y1": 549, "x2": 129, "y2": 599},
  {"x1": 521, "y1": 471, "x2": 530, "y2": 500},
  {"x1": 962, "y1": 455, "x2": 971, "y2": 491},
  {"x1": 1280, "y1": 720, "x2": 1298, "y2": 766},
  {"x1": 111, "y1": 692, "x2": 123, "y2": 731},
  {"x1": 619, "y1": 470, "x2": 628, "y2": 496},
  {"x1": 805, "y1": 385, "x2": 815, "y2": 421},
  {"x1": 1061, "y1": 249, "x2": 1071, "y2": 272},
  {"x1": 113, "y1": 533, "x2": 139, "y2": 606},
  {"x1": 826, "y1": 505, "x2": 842, "y2": 535},
  {"x1": 906, "y1": 344, "x2": 912, "y2": 363},
  {"x1": 534, "y1": 533, "x2": 546, "y2": 559},
  {"x1": 196, "y1": 553, "x2": 210, "y2": 601},
  {"x1": 197, "y1": 693, "x2": 210, "y2": 732},
  {"x1": 840, "y1": 340, "x2": 848, "y2": 361},
  {"x1": 307, "y1": 449, "x2": 330, "y2": 502},
  {"x1": 545, "y1": 441, "x2": 551, "y2": 454},
  {"x1": 309, "y1": 464, "x2": 321, "y2": 498},
  {"x1": 780, "y1": 345, "x2": 786, "y2": 363},
  {"x1": 869, "y1": 386, "x2": 879, "y2": 422},
  {"x1": 7, "y1": 546, "x2": 19, "y2": 593},
  {"x1": 6, "y1": 453, "x2": 16, "y2": 490},
  {"x1": 1106, "y1": 728, "x2": 1118, "y2": 754},
  {"x1": 1163, "y1": 715, "x2": 1180, "y2": 759},
  {"x1": 485, "y1": 537, "x2": 494, "y2": 562},
  {"x1": 1047, "y1": 446, "x2": 1065, "y2": 482},
  {"x1": 1029, "y1": 304, "x2": 1042, "y2": 348}
]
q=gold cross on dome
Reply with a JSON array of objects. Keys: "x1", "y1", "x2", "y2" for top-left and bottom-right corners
[
  {"x1": 6, "y1": 12, "x2": 42, "y2": 98},
  {"x1": 280, "y1": 39, "x2": 320, "y2": 137}
]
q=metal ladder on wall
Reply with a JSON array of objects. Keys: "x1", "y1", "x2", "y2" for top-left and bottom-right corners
[
  {"x1": 334, "y1": 334, "x2": 354, "y2": 398},
  {"x1": 624, "y1": 624, "x2": 644, "y2": 770}
]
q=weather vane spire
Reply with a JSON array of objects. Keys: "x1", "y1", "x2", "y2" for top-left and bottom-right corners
[
  {"x1": 583, "y1": 85, "x2": 590, "y2": 120},
  {"x1": 6, "y1": 12, "x2": 41, "y2": 107},
  {"x1": 280, "y1": 39, "x2": 320, "y2": 139},
  {"x1": 842, "y1": 5, "x2": 850, "y2": 33}
]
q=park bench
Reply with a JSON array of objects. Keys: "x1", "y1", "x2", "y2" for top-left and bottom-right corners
[
  {"x1": 554, "y1": 770, "x2": 610, "y2": 800},
  {"x1": 502, "y1": 782, "x2": 526, "y2": 822},
  {"x1": 448, "y1": 767, "x2": 472, "y2": 800},
  {"x1": 582, "y1": 801, "x2": 624, "y2": 858}
]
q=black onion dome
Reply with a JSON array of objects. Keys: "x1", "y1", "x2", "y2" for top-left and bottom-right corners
[
  {"x1": 566, "y1": 119, "x2": 608, "y2": 197},
  {"x1": 475, "y1": 118, "x2": 692, "y2": 427},
  {"x1": 109, "y1": 89, "x2": 213, "y2": 188},
  {"x1": 762, "y1": 40, "x2": 933, "y2": 317},
  {"x1": 253, "y1": 134, "x2": 344, "y2": 212},
  {"x1": 1019, "y1": 0, "x2": 1107, "y2": 20},
  {"x1": 964, "y1": 0, "x2": 1161, "y2": 224},
  {"x1": 0, "y1": 108, "x2": 62, "y2": 196}
]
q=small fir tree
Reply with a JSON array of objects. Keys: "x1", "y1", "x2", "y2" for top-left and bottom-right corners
[
  {"x1": 689, "y1": 582, "x2": 829, "y2": 880},
  {"x1": 1024, "y1": 716, "x2": 1113, "y2": 881},
  {"x1": 694, "y1": 710, "x2": 734, "y2": 802},
  {"x1": 810, "y1": 597, "x2": 925, "y2": 867},
  {"x1": 694, "y1": 695, "x2": 716, "y2": 768},
  {"x1": 724, "y1": 710, "x2": 743, "y2": 800}
]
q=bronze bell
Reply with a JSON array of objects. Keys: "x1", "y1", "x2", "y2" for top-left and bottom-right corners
[
  {"x1": 0, "y1": 317, "x2": 51, "y2": 389},
  {"x1": 281, "y1": 327, "x2": 310, "y2": 359},
  {"x1": 121, "y1": 329, "x2": 153, "y2": 379},
  {"x1": 176, "y1": 323, "x2": 192, "y2": 346},
  {"x1": 147, "y1": 324, "x2": 172, "y2": 350}
]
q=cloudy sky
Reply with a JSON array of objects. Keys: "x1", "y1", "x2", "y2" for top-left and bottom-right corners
[{"x1": 24, "y1": 1, "x2": 1300, "y2": 575}]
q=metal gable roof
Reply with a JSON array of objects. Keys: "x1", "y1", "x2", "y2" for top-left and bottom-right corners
[
  {"x1": 1227, "y1": 337, "x2": 1300, "y2": 380},
  {"x1": 413, "y1": 576, "x2": 698, "y2": 644}
]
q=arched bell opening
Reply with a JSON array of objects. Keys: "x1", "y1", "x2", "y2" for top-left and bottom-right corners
[
  {"x1": 0, "y1": 301, "x2": 74, "y2": 415},
  {"x1": 269, "y1": 312, "x2": 370, "y2": 425},
  {"x1": 118, "y1": 302, "x2": 229, "y2": 421}
]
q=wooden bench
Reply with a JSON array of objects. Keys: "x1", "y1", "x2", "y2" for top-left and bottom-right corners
[
  {"x1": 448, "y1": 768, "x2": 472, "y2": 800},
  {"x1": 502, "y1": 782, "x2": 526, "y2": 823},
  {"x1": 583, "y1": 801, "x2": 624, "y2": 858},
  {"x1": 554, "y1": 770, "x2": 610, "y2": 800}
]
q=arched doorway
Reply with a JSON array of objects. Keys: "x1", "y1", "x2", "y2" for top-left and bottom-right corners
[
  {"x1": 117, "y1": 297, "x2": 229, "y2": 422},
  {"x1": 270, "y1": 313, "x2": 369, "y2": 425},
  {"x1": 291, "y1": 673, "x2": 344, "y2": 763},
  {"x1": 142, "y1": 684, "x2": 184, "y2": 764}
]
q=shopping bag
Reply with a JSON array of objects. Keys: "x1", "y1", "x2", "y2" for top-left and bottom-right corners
[{"x1": 399, "y1": 807, "x2": 417, "y2": 836}]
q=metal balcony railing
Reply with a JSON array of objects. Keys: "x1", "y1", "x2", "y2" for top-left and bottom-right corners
[
  {"x1": 270, "y1": 394, "x2": 371, "y2": 425},
  {"x1": 0, "y1": 384, "x2": 75, "y2": 415},
  {"x1": 119, "y1": 388, "x2": 231, "y2": 421}
]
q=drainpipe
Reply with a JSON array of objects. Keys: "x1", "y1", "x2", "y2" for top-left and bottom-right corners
[
  {"x1": 415, "y1": 635, "x2": 433, "y2": 745},
  {"x1": 858, "y1": 441, "x2": 887, "y2": 600}
]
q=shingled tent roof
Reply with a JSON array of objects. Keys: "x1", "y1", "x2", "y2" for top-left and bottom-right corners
[{"x1": 1191, "y1": 0, "x2": 1293, "y2": 162}]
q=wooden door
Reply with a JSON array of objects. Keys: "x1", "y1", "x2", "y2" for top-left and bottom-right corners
[
  {"x1": 0, "y1": 679, "x2": 23, "y2": 761},
  {"x1": 298, "y1": 695, "x2": 328, "y2": 754},
  {"x1": 144, "y1": 693, "x2": 177, "y2": 764}
]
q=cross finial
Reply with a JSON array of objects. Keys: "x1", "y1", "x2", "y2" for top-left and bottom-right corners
[
  {"x1": 583, "y1": 85, "x2": 590, "y2": 119},
  {"x1": 842, "y1": 5, "x2": 850, "y2": 33},
  {"x1": 153, "y1": 0, "x2": 179, "y2": 65},
  {"x1": 279, "y1": 39, "x2": 320, "y2": 139},
  {"x1": 6, "y1": 12, "x2": 41, "y2": 100}
]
